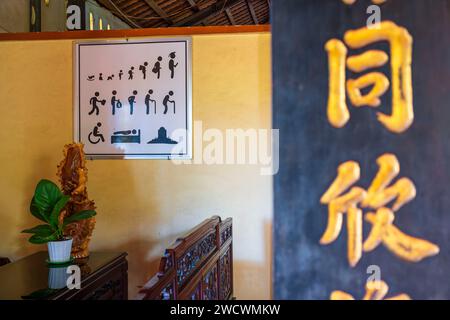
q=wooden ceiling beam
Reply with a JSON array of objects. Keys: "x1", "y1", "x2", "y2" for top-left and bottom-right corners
[
  {"x1": 173, "y1": 0, "x2": 241, "y2": 27},
  {"x1": 96, "y1": 0, "x2": 143, "y2": 28},
  {"x1": 246, "y1": 0, "x2": 258, "y2": 24},
  {"x1": 225, "y1": 8, "x2": 236, "y2": 25},
  {"x1": 142, "y1": 0, "x2": 173, "y2": 24},
  {"x1": 186, "y1": 0, "x2": 200, "y2": 12}
]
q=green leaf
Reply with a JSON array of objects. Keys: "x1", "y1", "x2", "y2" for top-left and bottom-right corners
[
  {"x1": 49, "y1": 195, "x2": 70, "y2": 228},
  {"x1": 28, "y1": 232, "x2": 59, "y2": 244},
  {"x1": 28, "y1": 235, "x2": 48, "y2": 244},
  {"x1": 33, "y1": 180, "x2": 62, "y2": 216},
  {"x1": 30, "y1": 197, "x2": 48, "y2": 223},
  {"x1": 21, "y1": 224, "x2": 55, "y2": 236},
  {"x1": 63, "y1": 210, "x2": 96, "y2": 227}
]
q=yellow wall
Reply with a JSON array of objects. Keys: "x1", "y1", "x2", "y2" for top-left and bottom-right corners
[{"x1": 0, "y1": 32, "x2": 272, "y2": 299}]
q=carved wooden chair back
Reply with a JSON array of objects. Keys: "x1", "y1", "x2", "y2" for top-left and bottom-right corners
[{"x1": 136, "y1": 216, "x2": 233, "y2": 300}]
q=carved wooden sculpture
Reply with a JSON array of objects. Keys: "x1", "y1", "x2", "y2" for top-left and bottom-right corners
[{"x1": 57, "y1": 143, "x2": 96, "y2": 259}]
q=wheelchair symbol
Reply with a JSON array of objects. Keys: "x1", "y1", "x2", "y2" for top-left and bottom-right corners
[{"x1": 88, "y1": 122, "x2": 105, "y2": 144}]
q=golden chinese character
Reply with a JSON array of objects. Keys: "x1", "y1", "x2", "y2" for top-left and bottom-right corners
[
  {"x1": 325, "y1": 21, "x2": 414, "y2": 133},
  {"x1": 364, "y1": 208, "x2": 440, "y2": 262},
  {"x1": 331, "y1": 280, "x2": 411, "y2": 300},
  {"x1": 320, "y1": 161, "x2": 365, "y2": 267},
  {"x1": 320, "y1": 153, "x2": 439, "y2": 266},
  {"x1": 361, "y1": 154, "x2": 416, "y2": 211}
]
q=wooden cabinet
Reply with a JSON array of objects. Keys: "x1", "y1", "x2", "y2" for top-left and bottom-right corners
[{"x1": 0, "y1": 251, "x2": 128, "y2": 300}]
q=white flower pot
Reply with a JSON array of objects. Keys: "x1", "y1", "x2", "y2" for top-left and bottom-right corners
[
  {"x1": 48, "y1": 266, "x2": 69, "y2": 289},
  {"x1": 47, "y1": 237, "x2": 73, "y2": 263}
]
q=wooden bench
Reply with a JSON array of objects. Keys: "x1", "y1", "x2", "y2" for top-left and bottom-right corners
[{"x1": 136, "y1": 216, "x2": 233, "y2": 300}]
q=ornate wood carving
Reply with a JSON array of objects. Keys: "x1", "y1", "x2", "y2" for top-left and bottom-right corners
[
  {"x1": 177, "y1": 232, "x2": 216, "y2": 286},
  {"x1": 137, "y1": 216, "x2": 233, "y2": 300},
  {"x1": 160, "y1": 252, "x2": 173, "y2": 274},
  {"x1": 202, "y1": 264, "x2": 218, "y2": 300},
  {"x1": 57, "y1": 143, "x2": 96, "y2": 259},
  {"x1": 219, "y1": 248, "x2": 232, "y2": 300},
  {"x1": 160, "y1": 282, "x2": 175, "y2": 300},
  {"x1": 220, "y1": 225, "x2": 232, "y2": 245},
  {"x1": 189, "y1": 283, "x2": 201, "y2": 300},
  {"x1": 88, "y1": 279, "x2": 122, "y2": 300}
]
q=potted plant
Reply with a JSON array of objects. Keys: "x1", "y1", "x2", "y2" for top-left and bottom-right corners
[{"x1": 22, "y1": 179, "x2": 96, "y2": 263}]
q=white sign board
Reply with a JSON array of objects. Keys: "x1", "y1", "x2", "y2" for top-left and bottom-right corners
[{"x1": 74, "y1": 38, "x2": 192, "y2": 159}]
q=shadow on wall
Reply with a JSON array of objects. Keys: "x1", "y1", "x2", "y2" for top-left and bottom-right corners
[{"x1": 107, "y1": 235, "x2": 181, "y2": 298}]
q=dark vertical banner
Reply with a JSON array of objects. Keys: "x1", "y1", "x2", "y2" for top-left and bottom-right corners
[
  {"x1": 29, "y1": 0, "x2": 41, "y2": 32},
  {"x1": 273, "y1": 0, "x2": 450, "y2": 299}
]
